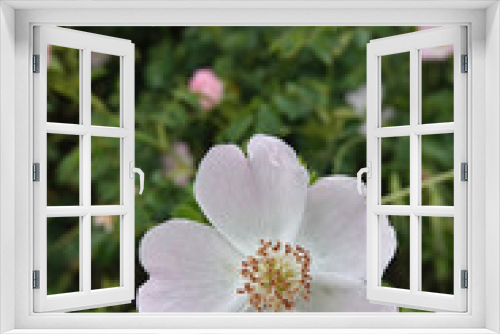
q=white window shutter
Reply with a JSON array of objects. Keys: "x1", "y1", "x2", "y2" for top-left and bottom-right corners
[
  {"x1": 365, "y1": 26, "x2": 467, "y2": 312},
  {"x1": 33, "y1": 26, "x2": 136, "y2": 312}
]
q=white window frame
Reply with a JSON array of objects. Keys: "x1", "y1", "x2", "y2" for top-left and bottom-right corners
[
  {"x1": 0, "y1": 1, "x2": 499, "y2": 334},
  {"x1": 366, "y1": 26, "x2": 468, "y2": 312},
  {"x1": 33, "y1": 26, "x2": 136, "y2": 313}
]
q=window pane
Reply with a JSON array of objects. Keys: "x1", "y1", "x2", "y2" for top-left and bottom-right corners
[
  {"x1": 381, "y1": 136, "x2": 410, "y2": 205},
  {"x1": 421, "y1": 133, "x2": 454, "y2": 206},
  {"x1": 47, "y1": 45, "x2": 80, "y2": 124},
  {"x1": 421, "y1": 45, "x2": 454, "y2": 124},
  {"x1": 381, "y1": 215, "x2": 410, "y2": 290},
  {"x1": 381, "y1": 51, "x2": 410, "y2": 127},
  {"x1": 91, "y1": 137, "x2": 121, "y2": 205},
  {"x1": 91, "y1": 216, "x2": 121, "y2": 290},
  {"x1": 47, "y1": 217, "x2": 80, "y2": 295},
  {"x1": 421, "y1": 216, "x2": 454, "y2": 294},
  {"x1": 47, "y1": 134, "x2": 80, "y2": 206},
  {"x1": 91, "y1": 52, "x2": 121, "y2": 127}
]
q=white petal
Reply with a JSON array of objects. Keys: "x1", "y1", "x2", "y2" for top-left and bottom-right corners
[
  {"x1": 194, "y1": 144, "x2": 262, "y2": 254},
  {"x1": 138, "y1": 279, "x2": 248, "y2": 312},
  {"x1": 139, "y1": 219, "x2": 243, "y2": 279},
  {"x1": 247, "y1": 134, "x2": 309, "y2": 242},
  {"x1": 380, "y1": 214, "x2": 397, "y2": 276},
  {"x1": 295, "y1": 177, "x2": 396, "y2": 279},
  {"x1": 194, "y1": 136, "x2": 309, "y2": 254},
  {"x1": 138, "y1": 220, "x2": 245, "y2": 312},
  {"x1": 295, "y1": 272, "x2": 398, "y2": 312}
]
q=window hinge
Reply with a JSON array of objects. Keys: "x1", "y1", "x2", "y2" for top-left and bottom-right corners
[
  {"x1": 461, "y1": 54, "x2": 468, "y2": 73},
  {"x1": 33, "y1": 163, "x2": 40, "y2": 182},
  {"x1": 33, "y1": 270, "x2": 40, "y2": 289},
  {"x1": 461, "y1": 162, "x2": 468, "y2": 181},
  {"x1": 461, "y1": 270, "x2": 468, "y2": 289},
  {"x1": 33, "y1": 54, "x2": 40, "y2": 73}
]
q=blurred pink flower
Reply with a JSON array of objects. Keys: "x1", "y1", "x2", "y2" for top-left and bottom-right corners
[
  {"x1": 188, "y1": 69, "x2": 223, "y2": 111},
  {"x1": 163, "y1": 141, "x2": 194, "y2": 187},
  {"x1": 91, "y1": 52, "x2": 112, "y2": 69},
  {"x1": 419, "y1": 26, "x2": 439, "y2": 31},
  {"x1": 345, "y1": 85, "x2": 367, "y2": 115},
  {"x1": 92, "y1": 216, "x2": 115, "y2": 233},
  {"x1": 418, "y1": 27, "x2": 454, "y2": 61}
]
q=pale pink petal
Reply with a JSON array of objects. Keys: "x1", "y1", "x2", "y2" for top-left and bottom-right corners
[
  {"x1": 295, "y1": 176, "x2": 396, "y2": 279},
  {"x1": 195, "y1": 136, "x2": 308, "y2": 254},
  {"x1": 295, "y1": 272, "x2": 398, "y2": 312},
  {"x1": 247, "y1": 134, "x2": 309, "y2": 242},
  {"x1": 138, "y1": 279, "x2": 248, "y2": 312},
  {"x1": 380, "y1": 214, "x2": 397, "y2": 277},
  {"x1": 139, "y1": 219, "x2": 243, "y2": 279},
  {"x1": 194, "y1": 144, "x2": 262, "y2": 255},
  {"x1": 138, "y1": 220, "x2": 246, "y2": 312}
]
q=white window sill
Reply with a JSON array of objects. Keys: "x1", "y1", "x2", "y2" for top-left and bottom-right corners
[{"x1": 3, "y1": 329, "x2": 498, "y2": 334}]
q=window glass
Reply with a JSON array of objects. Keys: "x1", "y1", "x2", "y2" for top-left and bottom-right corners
[
  {"x1": 381, "y1": 52, "x2": 410, "y2": 127},
  {"x1": 421, "y1": 134, "x2": 454, "y2": 206},
  {"x1": 421, "y1": 216, "x2": 454, "y2": 294},
  {"x1": 421, "y1": 45, "x2": 454, "y2": 124},
  {"x1": 91, "y1": 137, "x2": 121, "y2": 206},
  {"x1": 47, "y1": 134, "x2": 80, "y2": 206},
  {"x1": 381, "y1": 136, "x2": 410, "y2": 205},
  {"x1": 91, "y1": 216, "x2": 121, "y2": 290},
  {"x1": 47, "y1": 217, "x2": 80, "y2": 295},
  {"x1": 91, "y1": 52, "x2": 121, "y2": 127},
  {"x1": 47, "y1": 45, "x2": 80, "y2": 124}
]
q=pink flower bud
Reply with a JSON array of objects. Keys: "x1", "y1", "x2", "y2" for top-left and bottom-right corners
[{"x1": 188, "y1": 68, "x2": 223, "y2": 111}]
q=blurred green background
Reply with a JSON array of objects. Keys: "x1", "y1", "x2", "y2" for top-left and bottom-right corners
[{"x1": 45, "y1": 26, "x2": 455, "y2": 312}]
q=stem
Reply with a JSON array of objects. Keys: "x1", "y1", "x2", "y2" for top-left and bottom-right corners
[
  {"x1": 381, "y1": 169, "x2": 454, "y2": 205},
  {"x1": 156, "y1": 123, "x2": 168, "y2": 152}
]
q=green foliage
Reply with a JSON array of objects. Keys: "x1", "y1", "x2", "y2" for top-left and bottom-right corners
[{"x1": 46, "y1": 26, "x2": 455, "y2": 312}]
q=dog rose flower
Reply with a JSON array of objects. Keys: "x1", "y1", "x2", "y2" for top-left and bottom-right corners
[{"x1": 138, "y1": 134, "x2": 397, "y2": 312}]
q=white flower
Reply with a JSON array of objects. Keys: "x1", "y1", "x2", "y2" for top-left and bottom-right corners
[
  {"x1": 138, "y1": 134, "x2": 397, "y2": 312},
  {"x1": 346, "y1": 85, "x2": 367, "y2": 115}
]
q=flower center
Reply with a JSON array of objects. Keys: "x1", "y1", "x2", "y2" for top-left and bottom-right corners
[{"x1": 236, "y1": 239, "x2": 312, "y2": 312}]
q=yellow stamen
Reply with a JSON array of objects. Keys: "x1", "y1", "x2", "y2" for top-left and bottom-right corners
[{"x1": 236, "y1": 240, "x2": 312, "y2": 312}]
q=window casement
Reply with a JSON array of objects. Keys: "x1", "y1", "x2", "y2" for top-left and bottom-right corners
[
  {"x1": 32, "y1": 26, "x2": 141, "y2": 312},
  {"x1": 362, "y1": 26, "x2": 468, "y2": 312}
]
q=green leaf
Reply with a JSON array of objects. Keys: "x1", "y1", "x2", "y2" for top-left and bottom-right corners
[
  {"x1": 255, "y1": 105, "x2": 282, "y2": 135},
  {"x1": 220, "y1": 114, "x2": 254, "y2": 143}
]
